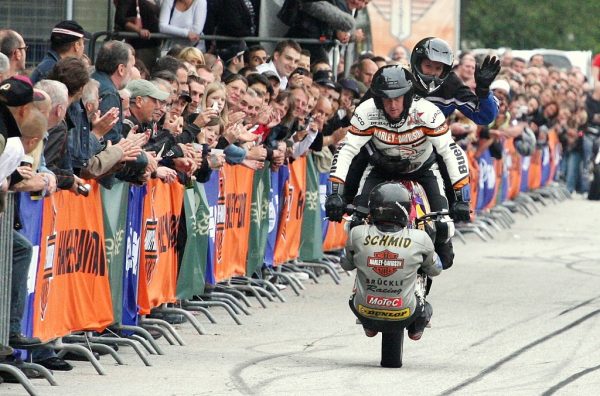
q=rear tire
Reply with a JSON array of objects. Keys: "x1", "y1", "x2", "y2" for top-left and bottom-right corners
[{"x1": 380, "y1": 330, "x2": 404, "y2": 368}]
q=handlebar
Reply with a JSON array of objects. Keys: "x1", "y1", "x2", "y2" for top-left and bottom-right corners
[
  {"x1": 342, "y1": 206, "x2": 450, "y2": 222},
  {"x1": 416, "y1": 210, "x2": 450, "y2": 222}
]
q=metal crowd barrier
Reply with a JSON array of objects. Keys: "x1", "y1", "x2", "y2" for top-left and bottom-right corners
[
  {"x1": 0, "y1": 193, "x2": 42, "y2": 396},
  {"x1": 87, "y1": 31, "x2": 342, "y2": 80},
  {"x1": 0, "y1": 192, "x2": 13, "y2": 347}
]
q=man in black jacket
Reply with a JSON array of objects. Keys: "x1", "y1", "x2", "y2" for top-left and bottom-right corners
[
  {"x1": 114, "y1": 0, "x2": 162, "y2": 70},
  {"x1": 205, "y1": 0, "x2": 260, "y2": 51},
  {"x1": 282, "y1": 0, "x2": 355, "y2": 61}
]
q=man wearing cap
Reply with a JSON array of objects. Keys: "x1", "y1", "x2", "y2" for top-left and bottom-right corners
[
  {"x1": 262, "y1": 70, "x2": 281, "y2": 98},
  {"x1": 220, "y1": 41, "x2": 247, "y2": 81},
  {"x1": 0, "y1": 77, "x2": 48, "y2": 355},
  {"x1": 123, "y1": 80, "x2": 183, "y2": 177},
  {"x1": 30, "y1": 20, "x2": 90, "y2": 84},
  {"x1": 0, "y1": 76, "x2": 40, "y2": 146},
  {"x1": 320, "y1": 77, "x2": 358, "y2": 149},
  {"x1": 123, "y1": 79, "x2": 169, "y2": 137},
  {"x1": 338, "y1": 77, "x2": 360, "y2": 120},
  {"x1": 122, "y1": 79, "x2": 187, "y2": 183},
  {"x1": 313, "y1": 70, "x2": 338, "y2": 100},
  {"x1": 0, "y1": 29, "x2": 27, "y2": 78}
]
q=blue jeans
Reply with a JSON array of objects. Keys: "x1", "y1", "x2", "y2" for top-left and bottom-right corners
[
  {"x1": 11, "y1": 230, "x2": 32, "y2": 334},
  {"x1": 564, "y1": 150, "x2": 583, "y2": 193},
  {"x1": 581, "y1": 135, "x2": 594, "y2": 192}
]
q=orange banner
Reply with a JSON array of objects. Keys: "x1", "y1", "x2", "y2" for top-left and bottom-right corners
[
  {"x1": 323, "y1": 219, "x2": 348, "y2": 251},
  {"x1": 214, "y1": 164, "x2": 254, "y2": 281},
  {"x1": 504, "y1": 138, "x2": 522, "y2": 200},
  {"x1": 528, "y1": 149, "x2": 543, "y2": 190},
  {"x1": 274, "y1": 157, "x2": 307, "y2": 265},
  {"x1": 485, "y1": 158, "x2": 503, "y2": 210},
  {"x1": 33, "y1": 180, "x2": 113, "y2": 341},
  {"x1": 467, "y1": 150, "x2": 479, "y2": 220},
  {"x1": 547, "y1": 130, "x2": 560, "y2": 182},
  {"x1": 138, "y1": 179, "x2": 184, "y2": 315}
]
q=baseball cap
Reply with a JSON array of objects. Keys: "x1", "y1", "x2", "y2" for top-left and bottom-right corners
[
  {"x1": 51, "y1": 20, "x2": 91, "y2": 45},
  {"x1": 179, "y1": 91, "x2": 192, "y2": 103},
  {"x1": 219, "y1": 41, "x2": 248, "y2": 64},
  {"x1": 290, "y1": 67, "x2": 310, "y2": 77},
  {"x1": 490, "y1": 79, "x2": 511, "y2": 96},
  {"x1": 126, "y1": 79, "x2": 170, "y2": 101},
  {"x1": 313, "y1": 70, "x2": 333, "y2": 81},
  {"x1": 0, "y1": 76, "x2": 42, "y2": 107},
  {"x1": 262, "y1": 70, "x2": 280, "y2": 83},
  {"x1": 338, "y1": 78, "x2": 360, "y2": 98},
  {"x1": 313, "y1": 70, "x2": 336, "y2": 90}
]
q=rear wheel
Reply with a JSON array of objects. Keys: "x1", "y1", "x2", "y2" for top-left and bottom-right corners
[{"x1": 380, "y1": 330, "x2": 404, "y2": 368}]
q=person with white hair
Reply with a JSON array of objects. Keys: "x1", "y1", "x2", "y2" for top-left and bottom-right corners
[
  {"x1": 35, "y1": 78, "x2": 85, "y2": 192},
  {"x1": 34, "y1": 79, "x2": 69, "y2": 130},
  {"x1": 0, "y1": 52, "x2": 9, "y2": 82}
]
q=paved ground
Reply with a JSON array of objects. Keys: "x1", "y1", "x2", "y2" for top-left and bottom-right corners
[{"x1": 3, "y1": 194, "x2": 600, "y2": 396}]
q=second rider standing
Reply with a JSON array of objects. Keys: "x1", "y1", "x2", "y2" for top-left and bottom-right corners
[{"x1": 326, "y1": 66, "x2": 470, "y2": 269}]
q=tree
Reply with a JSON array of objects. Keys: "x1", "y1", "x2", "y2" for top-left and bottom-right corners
[{"x1": 461, "y1": 0, "x2": 600, "y2": 54}]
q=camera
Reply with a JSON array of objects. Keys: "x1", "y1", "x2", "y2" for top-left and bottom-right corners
[
  {"x1": 77, "y1": 183, "x2": 91, "y2": 197},
  {"x1": 515, "y1": 105, "x2": 529, "y2": 121}
]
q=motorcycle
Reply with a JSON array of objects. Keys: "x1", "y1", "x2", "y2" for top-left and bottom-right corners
[{"x1": 342, "y1": 180, "x2": 447, "y2": 368}]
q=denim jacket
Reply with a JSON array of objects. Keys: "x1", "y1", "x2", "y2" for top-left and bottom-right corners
[
  {"x1": 30, "y1": 50, "x2": 60, "y2": 84},
  {"x1": 66, "y1": 101, "x2": 94, "y2": 170},
  {"x1": 91, "y1": 70, "x2": 123, "y2": 143}
]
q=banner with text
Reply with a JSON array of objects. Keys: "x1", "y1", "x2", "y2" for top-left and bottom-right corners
[
  {"x1": 33, "y1": 181, "x2": 113, "y2": 341},
  {"x1": 274, "y1": 157, "x2": 307, "y2": 265},
  {"x1": 138, "y1": 179, "x2": 183, "y2": 315}
]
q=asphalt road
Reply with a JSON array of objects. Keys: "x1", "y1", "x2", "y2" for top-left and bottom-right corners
[{"x1": 4, "y1": 193, "x2": 600, "y2": 396}]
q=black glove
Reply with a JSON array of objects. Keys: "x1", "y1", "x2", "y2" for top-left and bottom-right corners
[
  {"x1": 450, "y1": 187, "x2": 471, "y2": 222},
  {"x1": 435, "y1": 240, "x2": 455, "y2": 270},
  {"x1": 450, "y1": 201, "x2": 471, "y2": 222},
  {"x1": 475, "y1": 55, "x2": 501, "y2": 98},
  {"x1": 325, "y1": 194, "x2": 345, "y2": 222}
]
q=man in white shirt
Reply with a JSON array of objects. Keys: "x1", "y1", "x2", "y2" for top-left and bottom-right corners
[
  {"x1": 256, "y1": 40, "x2": 301, "y2": 90},
  {"x1": 0, "y1": 137, "x2": 23, "y2": 186}
]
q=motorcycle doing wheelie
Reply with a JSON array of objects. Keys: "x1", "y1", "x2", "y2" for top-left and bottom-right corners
[{"x1": 339, "y1": 181, "x2": 445, "y2": 368}]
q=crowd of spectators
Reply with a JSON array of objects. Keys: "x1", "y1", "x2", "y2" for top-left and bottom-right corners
[
  {"x1": 0, "y1": 0, "x2": 598, "y2": 382},
  {"x1": 0, "y1": 7, "x2": 364, "y2": 376},
  {"x1": 452, "y1": 50, "x2": 599, "y2": 196}
]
